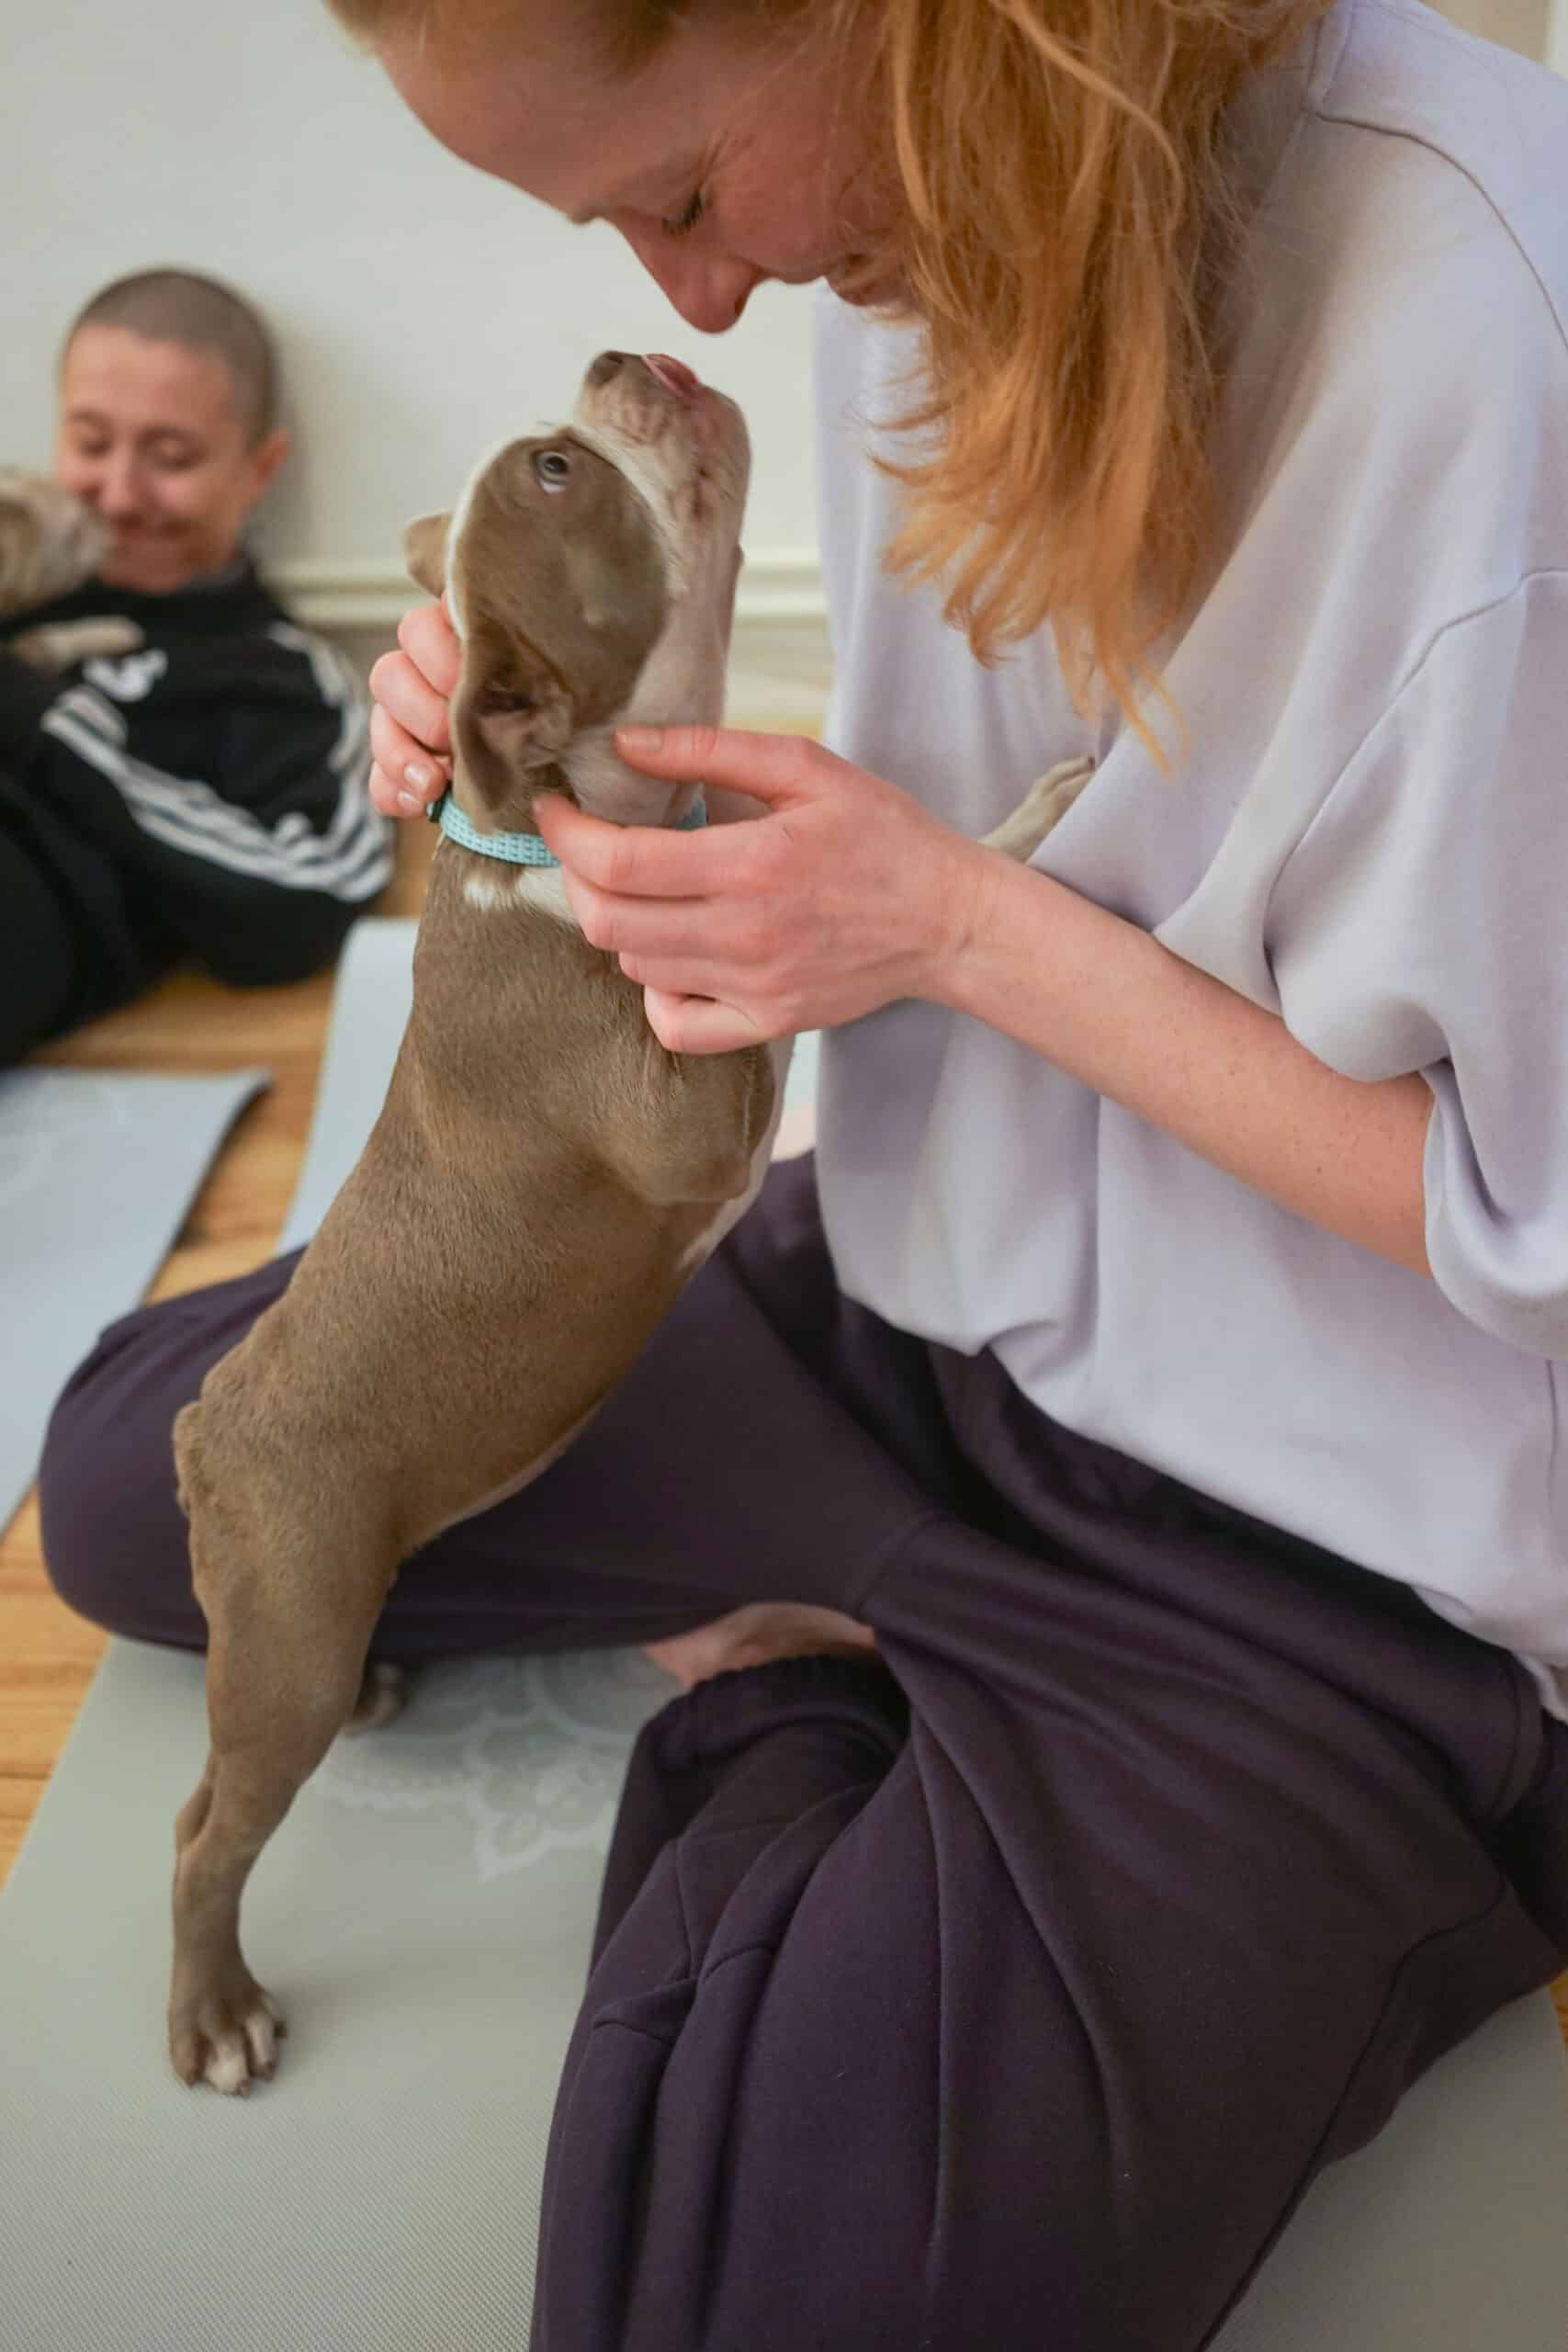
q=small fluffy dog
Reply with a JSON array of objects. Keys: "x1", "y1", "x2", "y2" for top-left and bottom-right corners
[{"x1": 0, "y1": 469, "x2": 140, "y2": 666}]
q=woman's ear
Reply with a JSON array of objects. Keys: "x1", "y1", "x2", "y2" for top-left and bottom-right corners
[{"x1": 402, "y1": 512, "x2": 450, "y2": 598}]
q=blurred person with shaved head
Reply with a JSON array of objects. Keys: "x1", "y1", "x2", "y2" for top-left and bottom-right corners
[{"x1": 0, "y1": 267, "x2": 390, "y2": 1063}]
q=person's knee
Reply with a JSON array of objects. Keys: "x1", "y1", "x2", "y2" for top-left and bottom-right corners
[{"x1": 36, "y1": 1306, "x2": 201, "y2": 1646}]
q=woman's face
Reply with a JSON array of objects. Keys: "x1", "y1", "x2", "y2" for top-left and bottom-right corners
[{"x1": 379, "y1": 11, "x2": 905, "y2": 334}]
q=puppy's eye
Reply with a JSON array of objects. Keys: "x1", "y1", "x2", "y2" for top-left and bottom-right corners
[
  {"x1": 481, "y1": 689, "x2": 536, "y2": 716},
  {"x1": 534, "y1": 450, "x2": 572, "y2": 494}
]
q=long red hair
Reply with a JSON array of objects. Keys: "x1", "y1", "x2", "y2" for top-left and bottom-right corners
[{"x1": 328, "y1": 0, "x2": 1334, "y2": 749}]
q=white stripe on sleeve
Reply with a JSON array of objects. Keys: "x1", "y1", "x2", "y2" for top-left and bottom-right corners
[{"x1": 41, "y1": 671, "x2": 391, "y2": 903}]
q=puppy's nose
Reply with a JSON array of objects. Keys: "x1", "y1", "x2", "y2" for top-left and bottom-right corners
[{"x1": 588, "y1": 351, "x2": 630, "y2": 388}]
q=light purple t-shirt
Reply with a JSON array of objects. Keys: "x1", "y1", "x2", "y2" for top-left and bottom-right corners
[{"x1": 812, "y1": 0, "x2": 1568, "y2": 1714}]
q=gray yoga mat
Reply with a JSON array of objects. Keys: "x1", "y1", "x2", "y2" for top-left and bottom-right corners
[
  {"x1": 3, "y1": 917, "x2": 1563, "y2": 2346},
  {"x1": 276, "y1": 918, "x2": 418, "y2": 1252},
  {"x1": 1, "y1": 1636, "x2": 1564, "y2": 2349},
  {"x1": 0, "y1": 1062, "x2": 269, "y2": 1532}
]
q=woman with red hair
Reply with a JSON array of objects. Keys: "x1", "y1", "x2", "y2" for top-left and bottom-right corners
[{"x1": 41, "y1": 3, "x2": 1568, "y2": 2342}]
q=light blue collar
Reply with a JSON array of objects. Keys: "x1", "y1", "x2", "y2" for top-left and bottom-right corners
[{"x1": 434, "y1": 787, "x2": 706, "y2": 867}]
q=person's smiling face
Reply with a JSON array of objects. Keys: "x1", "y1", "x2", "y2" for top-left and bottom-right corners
[
  {"x1": 54, "y1": 326, "x2": 289, "y2": 595},
  {"x1": 378, "y1": 12, "x2": 906, "y2": 334}
]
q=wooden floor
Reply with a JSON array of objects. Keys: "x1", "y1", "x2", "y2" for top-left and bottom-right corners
[
  {"x1": 1, "y1": 815, "x2": 1564, "y2": 2059},
  {"x1": 0, "y1": 817, "x2": 436, "y2": 1886}
]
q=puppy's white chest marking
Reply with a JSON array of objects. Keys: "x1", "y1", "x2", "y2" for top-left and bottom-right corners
[{"x1": 459, "y1": 863, "x2": 578, "y2": 925}]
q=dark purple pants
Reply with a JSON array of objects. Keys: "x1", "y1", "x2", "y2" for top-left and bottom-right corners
[{"x1": 38, "y1": 1158, "x2": 1568, "y2": 2351}]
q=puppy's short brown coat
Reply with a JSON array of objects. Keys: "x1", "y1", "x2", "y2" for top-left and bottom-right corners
[
  {"x1": 164, "y1": 353, "x2": 1094, "y2": 2096},
  {"x1": 166, "y1": 354, "x2": 777, "y2": 2094}
]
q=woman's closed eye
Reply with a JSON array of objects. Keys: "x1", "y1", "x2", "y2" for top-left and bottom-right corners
[{"x1": 660, "y1": 190, "x2": 707, "y2": 238}]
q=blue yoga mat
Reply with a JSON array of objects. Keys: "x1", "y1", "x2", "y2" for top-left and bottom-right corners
[{"x1": 0, "y1": 1063, "x2": 269, "y2": 1532}]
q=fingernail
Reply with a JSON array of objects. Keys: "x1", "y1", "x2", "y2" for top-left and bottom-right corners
[
  {"x1": 396, "y1": 789, "x2": 423, "y2": 813},
  {"x1": 404, "y1": 762, "x2": 434, "y2": 792},
  {"x1": 616, "y1": 726, "x2": 664, "y2": 754}
]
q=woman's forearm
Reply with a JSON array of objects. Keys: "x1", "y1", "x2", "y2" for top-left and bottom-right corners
[{"x1": 933, "y1": 849, "x2": 1435, "y2": 1278}]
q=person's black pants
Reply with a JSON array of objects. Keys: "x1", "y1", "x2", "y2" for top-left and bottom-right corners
[
  {"x1": 0, "y1": 815, "x2": 85, "y2": 1060},
  {"x1": 0, "y1": 773, "x2": 160, "y2": 1062},
  {"x1": 38, "y1": 1156, "x2": 1568, "y2": 2350}
]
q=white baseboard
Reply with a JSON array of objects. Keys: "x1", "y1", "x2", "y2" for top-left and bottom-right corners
[
  {"x1": 1549, "y1": 0, "x2": 1568, "y2": 71},
  {"x1": 271, "y1": 548, "x2": 826, "y2": 634},
  {"x1": 276, "y1": 547, "x2": 833, "y2": 711}
]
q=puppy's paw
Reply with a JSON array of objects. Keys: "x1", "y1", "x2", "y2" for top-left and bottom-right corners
[
  {"x1": 169, "y1": 1966, "x2": 288, "y2": 2097},
  {"x1": 342, "y1": 1659, "x2": 410, "y2": 1735},
  {"x1": 80, "y1": 616, "x2": 144, "y2": 659},
  {"x1": 9, "y1": 616, "x2": 143, "y2": 670},
  {"x1": 981, "y1": 756, "x2": 1097, "y2": 863}
]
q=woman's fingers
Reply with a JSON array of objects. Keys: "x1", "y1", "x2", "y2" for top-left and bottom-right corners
[
  {"x1": 614, "y1": 724, "x2": 821, "y2": 805},
  {"x1": 369, "y1": 644, "x2": 456, "y2": 760},
  {"x1": 642, "y1": 985, "x2": 765, "y2": 1056},
  {"x1": 536, "y1": 792, "x2": 738, "y2": 898},
  {"x1": 367, "y1": 608, "x2": 460, "y2": 817},
  {"x1": 557, "y1": 865, "x2": 743, "y2": 965},
  {"x1": 398, "y1": 599, "x2": 462, "y2": 695},
  {"x1": 368, "y1": 698, "x2": 447, "y2": 817}
]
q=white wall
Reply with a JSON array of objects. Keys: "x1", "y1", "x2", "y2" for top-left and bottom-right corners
[
  {"x1": 1548, "y1": 0, "x2": 1568, "y2": 74},
  {"x1": 1429, "y1": 0, "x2": 1552, "y2": 53},
  {"x1": 1, "y1": 0, "x2": 820, "y2": 632},
  {"x1": 7, "y1": 0, "x2": 1558, "y2": 635}
]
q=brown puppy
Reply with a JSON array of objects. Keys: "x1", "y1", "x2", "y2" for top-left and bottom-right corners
[
  {"x1": 165, "y1": 351, "x2": 1094, "y2": 2097},
  {"x1": 0, "y1": 469, "x2": 140, "y2": 666},
  {"x1": 167, "y1": 352, "x2": 777, "y2": 2096}
]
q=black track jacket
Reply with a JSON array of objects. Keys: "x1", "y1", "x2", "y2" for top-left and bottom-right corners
[{"x1": 0, "y1": 557, "x2": 391, "y2": 1009}]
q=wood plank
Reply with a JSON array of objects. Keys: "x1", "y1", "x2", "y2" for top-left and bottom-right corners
[
  {"x1": 0, "y1": 806, "x2": 434, "y2": 1883},
  {"x1": 0, "y1": 871, "x2": 370, "y2": 1884}
]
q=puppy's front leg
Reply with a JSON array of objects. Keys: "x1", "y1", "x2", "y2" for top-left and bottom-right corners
[
  {"x1": 170, "y1": 1405, "x2": 400, "y2": 2095},
  {"x1": 981, "y1": 756, "x2": 1096, "y2": 863},
  {"x1": 605, "y1": 1038, "x2": 777, "y2": 1209}
]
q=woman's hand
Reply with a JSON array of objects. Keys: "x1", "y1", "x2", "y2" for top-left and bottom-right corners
[
  {"x1": 536, "y1": 725, "x2": 996, "y2": 1054},
  {"x1": 367, "y1": 603, "x2": 459, "y2": 816}
]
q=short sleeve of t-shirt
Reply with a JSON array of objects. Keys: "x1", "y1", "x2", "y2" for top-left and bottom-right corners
[{"x1": 1268, "y1": 567, "x2": 1568, "y2": 1358}]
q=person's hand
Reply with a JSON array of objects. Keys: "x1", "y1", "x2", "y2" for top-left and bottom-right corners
[
  {"x1": 535, "y1": 724, "x2": 997, "y2": 1053},
  {"x1": 367, "y1": 602, "x2": 459, "y2": 816}
]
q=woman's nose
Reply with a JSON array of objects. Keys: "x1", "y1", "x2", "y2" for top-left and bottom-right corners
[{"x1": 615, "y1": 222, "x2": 766, "y2": 334}]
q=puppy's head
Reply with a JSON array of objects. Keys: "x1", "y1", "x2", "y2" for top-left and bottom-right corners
[
  {"x1": 406, "y1": 428, "x2": 671, "y2": 834},
  {"x1": 0, "y1": 471, "x2": 109, "y2": 617},
  {"x1": 405, "y1": 353, "x2": 750, "y2": 837},
  {"x1": 571, "y1": 349, "x2": 750, "y2": 596}
]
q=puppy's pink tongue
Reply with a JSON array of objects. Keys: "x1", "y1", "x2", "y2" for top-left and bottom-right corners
[{"x1": 646, "y1": 354, "x2": 702, "y2": 399}]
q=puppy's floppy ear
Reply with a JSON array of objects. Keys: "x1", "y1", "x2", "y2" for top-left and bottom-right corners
[
  {"x1": 450, "y1": 623, "x2": 576, "y2": 830},
  {"x1": 402, "y1": 512, "x2": 450, "y2": 598}
]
